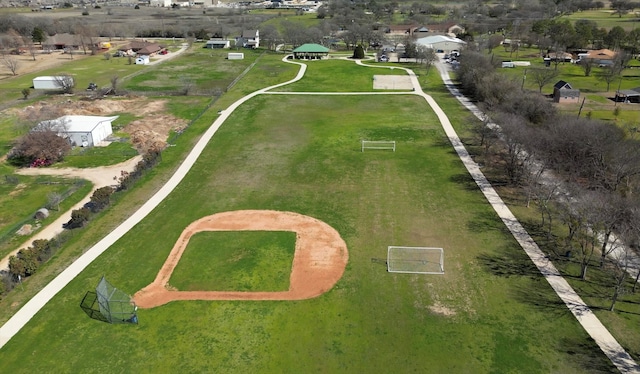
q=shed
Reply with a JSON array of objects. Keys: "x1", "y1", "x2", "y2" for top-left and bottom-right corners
[
  {"x1": 292, "y1": 44, "x2": 330, "y2": 60},
  {"x1": 34, "y1": 208, "x2": 49, "y2": 220},
  {"x1": 33, "y1": 76, "x2": 74, "y2": 90},
  {"x1": 135, "y1": 55, "x2": 150, "y2": 65},
  {"x1": 553, "y1": 80, "x2": 580, "y2": 103},
  {"x1": 205, "y1": 39, "x2": 230, "y2": 49},
  {"x1": 37, "y1": 115, "x2": 118, "y2": 147},
  {"x1": 227, "y1": 52, "x2": 244, "y2": 60}
]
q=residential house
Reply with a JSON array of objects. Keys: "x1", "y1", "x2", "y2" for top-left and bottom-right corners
[
  {"x1": 236, "y1": 30, "x2": 259, "y2": 49},
  {"x1": 553, "y1": 80, "x2": 580, "y2": 103},
  {"x1": 42, "y1": 33, "x2": 86, "y2": 52},
  {"x1": 425, "y1": 22, "x2": 465, "y2": 36},
  {"x1": 119, "y1": 41, "x2": 163, "y2": 56},
  {"x1": 386, "y1": 24, "x2": 417, "y2": 36}
]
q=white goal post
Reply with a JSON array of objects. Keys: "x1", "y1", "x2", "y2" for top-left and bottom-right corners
[
  {"x1": 387, "y1": 246, "x2": 444, "y2": 274},
  {"x1": 361, "y1": 140, "x2": 396, "y2": 152}
]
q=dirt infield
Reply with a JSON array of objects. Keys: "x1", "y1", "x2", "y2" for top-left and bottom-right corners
[
  {"x1": 133, "y1": 210, "x2": 349, "y2": 308},
  {"x1": 372, "y1": 75, "x2": 413, "y2": 90}
]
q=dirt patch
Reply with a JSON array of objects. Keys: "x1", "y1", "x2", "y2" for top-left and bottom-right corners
[
  {"x1": 429, "y1": 302, "x2": 457, "y2": 316},
  {"x1": 6, "y1": 97, "x2": 188, "y2": 152},
  {"x1": 373, "y1": 75, "x2": 413, "y2": 90},
  {"x1": 133, "y1": 210, "x2": 349, "y2": 308}
]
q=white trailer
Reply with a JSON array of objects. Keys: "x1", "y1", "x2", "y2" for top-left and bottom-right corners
[
  {"x1": 227, "y1": 52, "x2": 244, "y2": 60},
  {"x1": 33, "y1": 76, "x2": 74, "y2": 90}
]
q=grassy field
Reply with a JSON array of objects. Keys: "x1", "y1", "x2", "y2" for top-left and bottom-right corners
[
  {"x1": 564, "y1": 9, "x2": 640, "y2": 30},
  {"x1": 0, "y1": 58, "x2": 615, "y2": 372},
  {"x1": 489, "y1": 46, "x2": 640, "y2": 124},
  {"x1": 170, "y1": 231, "x2": 297, "y2": 291}
]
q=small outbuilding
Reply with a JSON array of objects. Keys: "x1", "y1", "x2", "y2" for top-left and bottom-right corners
[
  {"x1": 205, "y1": 39, "x2": 231, "y2": 49},
  {"x1": 37, "y1": 115, "x2": 118, "y2": 147},
  {"x1": 292, "y1": 43, "x2": 330, "y2": 60},
  {"x1": 553, "y1": 80, "x2": 580, "y2": 103},
  {"x1": 34, "y1": 208, "x2": 49, "y2": 220},
  {"x1": 135, "y1": 55, "x2": 150, "y2": 65},
  {"x1": 33, "y1": 76, "x2": 74, "y2": 90}
]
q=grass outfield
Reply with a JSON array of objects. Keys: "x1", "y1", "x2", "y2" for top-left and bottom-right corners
[
  {"x1": 0, "y1": 90, "x2": 613, "y2": 372},
  {"x1": 170, "y1": 231, "x2": 296, "y2": 292}
]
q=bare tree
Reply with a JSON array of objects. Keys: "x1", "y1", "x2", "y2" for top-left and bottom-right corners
[
  {"x1": 53, "y1": 74, "x2": 75, "y2": 93},
  {"x1": 529, "y1": 68, "x2": 558, "y2": 93},
  {"x1": 1, "y1": 55, "x2": 20, "y2": 75},
  {"x1": 47, "y1": 192, "x2": 63, "y2": 211},
  {"x1": 579, "y1": 58, "x2": 595, "y2": 77}
]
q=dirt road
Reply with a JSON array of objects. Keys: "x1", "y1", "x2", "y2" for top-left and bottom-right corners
[{"x1": 0, "y1": 155, "x2": 142, "y2": 270}]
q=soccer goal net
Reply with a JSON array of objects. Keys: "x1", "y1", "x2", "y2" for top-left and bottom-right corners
[
  {"x1": 387, "y1": 246, "x2": 444, "y2": 274},
  {"x1": 95, "y1": 276, "x2": 138, "y2": 324},
  {"x1": 361, "y1": 140, "x2": 396, "y2": 152}
]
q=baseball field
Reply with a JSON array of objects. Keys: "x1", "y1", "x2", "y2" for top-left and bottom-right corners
[{"x1": 0, "y1": 58, "x2": 615, "y2": 372}]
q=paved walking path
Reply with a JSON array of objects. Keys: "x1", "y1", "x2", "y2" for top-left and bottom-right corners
[
  {"x1": 428, "y1": 59, "x2": 640, "y2": 373},
  {"x1": 0, "y1": 56, "x2": 307, "y2": 350},
  {"x1": 2, "y1": 54, "x2": 639, "y2": 373}
]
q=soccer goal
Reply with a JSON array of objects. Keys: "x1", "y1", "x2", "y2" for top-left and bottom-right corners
[
  {"x1": 361, "y1": 140, "x2": 396, "y2": 152},
  {"x1": 387, "y1": 246, "x2": 444, "y2": 274},
  {"x1": 95, "y1": 276, "x2": 138, "y2": 324}
]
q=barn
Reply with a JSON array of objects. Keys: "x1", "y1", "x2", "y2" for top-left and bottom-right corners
[{"x1": 37, "y1": 115, "x2": 118, "y2": 147}]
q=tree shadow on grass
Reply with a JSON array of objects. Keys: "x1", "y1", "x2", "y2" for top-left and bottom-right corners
[
  {"x1": 466, "y1": 210, "x2": 512, "y2": 237},
  {"x1": 560, "y1": 335, "x2": 619, "y2": 373},
  {"x1": 80, "y1": 291, "x2": 108, "y2": 323}
]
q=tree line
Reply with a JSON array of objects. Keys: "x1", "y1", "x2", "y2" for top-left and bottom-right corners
[{"x1": 456, "y1": 50, "x2": 640, "y2": 311}]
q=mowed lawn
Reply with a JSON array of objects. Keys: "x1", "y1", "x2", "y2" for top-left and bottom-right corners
[{"x1": 0, "y1": 91, "x2": 613, "y2": 371}]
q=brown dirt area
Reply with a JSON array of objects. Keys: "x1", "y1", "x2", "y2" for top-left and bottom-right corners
[
  {"x1": 5, "y1": 97, "x2": 188, "y2": 152},
  {"x1": 133, "y1": 210, "x2": 349, "y2": 308}
]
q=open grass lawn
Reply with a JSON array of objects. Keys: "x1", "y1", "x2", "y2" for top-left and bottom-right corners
[
  {"x1": 0, "y1": 90, "x2": 613, "y2": 372},
  {"x1": 56, "y1": 142, "x2": 139, "y2": 168},
  {"x1": 125, "y1": 47, "x2": 264, "y2": 93},
  {"x1": 564, "y1": 9, "x2": 640, "y2": 30},
  {"x1": 281, "y1": 58, "x2": 411, "y2": 92},
  {"x1": 0, "y1": 52, "x2": 140, "y2": 104},
  {"x1": 170, "y1": 231, "x2": 297, "y2": 291},
  {"x1": 0, "y1": 173, "x2": 92, "y2": 260}
]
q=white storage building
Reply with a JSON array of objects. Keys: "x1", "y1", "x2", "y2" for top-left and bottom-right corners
[
  {"x1": 37, "y1": 115, "x2": 118, "y2": 147},
  {"x1": 33, "y1": 76, "x2": 74, "y2": 90},
  {"x1": 416, "y1": 35, "x2": 466, "y2": 53}
]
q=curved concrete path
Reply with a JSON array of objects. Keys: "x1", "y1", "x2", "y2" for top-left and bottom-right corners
[
  {"x1": 0, "y1": 56, "x2": 307, "y2": 350},
  {"x1": 2, "y1": 55, "x2": 639, "y2": 373},
  {"x1": 429, "y1": 59, "x2": 639, "y2": 373},
  {"x1": 349, "y1": 58, "x2": 639, "y2": 373}
]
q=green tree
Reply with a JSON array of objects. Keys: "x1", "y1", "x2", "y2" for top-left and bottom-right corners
[
  {"x1": 31, "y1": 27, "x2": 46, "y2": 44},
  {"x1": 352, "y1": 44, "x2": 365, "y2": 59},
  {"x1": 604, "y1": 26, "x2": 627, "y2": 50},
  {"x1": 89, "y1": 186, "x2": 114, "y2": 212},
  {"x1": 66, "y1": 207, "x2": 91, "y2": 229}
]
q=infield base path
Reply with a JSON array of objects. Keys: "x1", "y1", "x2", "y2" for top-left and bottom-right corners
[{"x1": 133, "y1": 210, "x2": 348, "y2": 308}]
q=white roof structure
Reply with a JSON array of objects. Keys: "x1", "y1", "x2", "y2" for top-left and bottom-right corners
[
  {"x1": 37, "y1": 115, "x2": 118, "y2": 147},
  {"x1": 416, "y1": 35, "x2": 467, "y2": 48},
  {"x1": 42, "y1": 115, "x2": 118, "y2": 133}
]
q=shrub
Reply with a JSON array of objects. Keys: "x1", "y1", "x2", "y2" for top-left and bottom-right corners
[
  {"x1": 82, "y1": 9, "x2": 89, "y2": 15},
  {"x1": 352, "y1": 45, "x2": 365, "y2": 59},
  {"x1": 21, "y1": 88, "x2": 30, "y2": 99},
  {"x1": 65, "y1": 207, "x2": 91, "y2": 229},
  {"x1": 89, "y1": 186, "x2": 114, "y2": 212}
]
